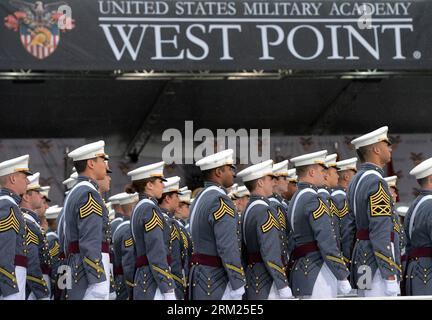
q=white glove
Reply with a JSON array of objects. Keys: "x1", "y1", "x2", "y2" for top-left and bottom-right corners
[
  {"x1": 337, "y1": 280, "x2": 352, "y2": 295},
  {"x1": 229, "y1": 286, "x2": 245, "y2": 300},
  {"x1": 278, "y1": 286, "x2": 293, "y2": 299},
  {"x1": 384, "y1": 279, "x2": 400, "y2": 296},
  {"x1": 163, "y1": 291, "x2": 177, "y2": 300},
  {"x1": 84, "y1": 282, "x2": 109, "y2": 300},
  {"x1": 109, "y1": 291, "x2": 117, "y2": 300}
]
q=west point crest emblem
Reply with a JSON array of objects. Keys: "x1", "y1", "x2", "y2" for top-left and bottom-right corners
[{"x1": 4, "y1": 0, "x2": 75, "y2": 59}]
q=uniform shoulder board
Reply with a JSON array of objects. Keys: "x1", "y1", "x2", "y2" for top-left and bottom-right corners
[
  {"x1": 124, "y1": 238, "x2": 134, "y2": 247},
  {"x1": 277, "y1": 207, "x2": 286, "y2": 229},
  {"x1": 79, "y1": 192, "x2": 103, "y2": 219},
  {"x1": 261, "y1": 210, "x2": 280, "y2": 233},
  {"x1": 212, "y1": 197, "x2": 235, "y2": 221},
  {"x1": 0, "y1": 207, "x2": 20, "y2": 233},
  {"x1": 312, "y1": 198, "x2": 329, "y2": 220},
  {"x1": 369, "y1": 182, "x2": 391, "y2": 217},
  {"x1": 26, "y1": 227, "x2": 39, "y2": 246},
  {"x1": 144, "y1": 209, "x2": 164, "y2": 232}
]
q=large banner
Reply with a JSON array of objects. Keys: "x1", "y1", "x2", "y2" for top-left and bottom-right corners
[{"x1": 0, "y1": 0, "x2": 430, "y2": 71}]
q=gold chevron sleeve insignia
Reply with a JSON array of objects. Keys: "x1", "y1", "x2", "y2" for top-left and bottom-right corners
[
  {"x1": 170, "y1": 225, "x2": 180, "y2": 242},
  {"x1": 261, "y1": 210, "x2": 280, "y2": 233},
  {"x1": 124, "y1": 238, "x2": 134, "y2": 247},
  {"x1": 337, "y1": 200, "x2": 349, "y2": 219},
  {"x1": 180, "y1": 230, "x2": 189, "y2": 250},
  {"x1": 26, "y1": 228, "x2": 39, "y2": 246},
  {"x1": 79, "y1": 193, "x2": 103, "y2": 219},
  {"x1": 312, "y1": 198, "x2": 329, "y2": 220},
  {"x1": 393, "y1": 221, "x2": 401, "y2": 233},
  {"x1": 49, "y1": 240, "x2": 60, "y2": 257},
  {"x1": 369, "y1": 183, "x2": 392, "y2": 217},
  {"x1": 213, "y1": 198, "x2": 235, "y2": 221},
  {"x1": 277, "y1": 207, "x2": 286, "y2": 229},
  {"x1": 0, "y1": 208, "x2": 20, "y2": 234},
  {"x1": 225, "y1": 263, "x2": 245, "y2": 276},
  {"x1": 144, "y1": 209, "x2": 164, "y2": 232},
  {"x1": 329, "y1": 200, "x2": 338, "y2": 217}
]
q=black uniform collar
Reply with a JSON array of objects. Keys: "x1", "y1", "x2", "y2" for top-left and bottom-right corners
[
  {"x1": 334, "y1": 186, "x2": 347, "y2": 192},
  {"x1": 160, "y1": 207, "x2": 174, "y2": 218},
  {"x1": 360, "y1": 162, "x2": 385, "y2": 176},
  {"x1": 272, "y1": 193, "x2": 284, "y2": 202},
  {"x1": 297, "y1": 181, "x2": 318, "y2": 191},
  {"x1": 21, "y1": 207, "x2": 41, "y2": 224},
  {"x1": 77, "y1": 176, "x2": 99, "y2": 190},
  {"x1": 418, "y1": 189, "x2": 432, "y2": 196},
  {"x1": 139, "y1": 192, "x2": 158, "y2": 205},
  {"x1": 250, "y1": 193, "x2": 270, "y2": 204},
  {"x1": 204, "y1": 181, "x2": 227, "y2": 193},
  {"x1": 175, "y1": 217, "x2": 186, "y2": 226},
  {"x1": 0, "y1": 188, "x2": 22, "y2": 204}
]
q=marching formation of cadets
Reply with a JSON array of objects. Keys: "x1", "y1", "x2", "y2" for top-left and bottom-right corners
[{"x1": 1, "y1": 126, "x2": 432, "y2": 300}]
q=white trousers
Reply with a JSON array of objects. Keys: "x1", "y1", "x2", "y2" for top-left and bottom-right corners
[
  {"x1": 0, "y1": 266, "x2": 27, "y2": 300},
  {"x1": 83, "y1": 253, "x2": 110, "y2": 300},
  {"x1": 310, "y1": 262, "x2": 338, "y2": 299}
]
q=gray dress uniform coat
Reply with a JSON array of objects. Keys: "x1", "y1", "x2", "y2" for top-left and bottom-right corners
[
  {"x1": 318, "y1": 187, "x2": 342, "y2": 251},
  {"x1": 189, "y1": 181, "x2": 246, "y2": 300},
  {"x1": 347, "y1": 163, "x2": 401, "y2": 289},
  {"x1": 131, "y1": 194, "x2": 174, "y2": 300},
  {"x1": 46, "y1": 229, "x2": 60, "y2": 299},
  {"x1": 268, "y1": 193, "x2": 290, "y2": 266},
  {"x1": 0, "y1": 189, "x2": 27, "y2": 298},
  {"x1": 55, "y1": 209, "x2": 67, "y2": 298},
  {"x1": 403, "y1": 189, "x2": 432, "y2": 295},
  {"x1": 62, "y1": 177, "x2": 109, "y2": 300},
  {"x1": 287, "y1": 182, "x2": 349, "y2": 297},
  {"x1": 174, "y1": 217, "x2": 192, "y2": 298},
  {"x1": 242, "y1": 195, "x2": 289, "y2": 299},
  {"x1": 161, "y1": 209, "x2": 185, "y2": 299},
  {"x1": 22, "y1": 208, "x2": 50, "y2": 299},
  {"x1": 331, "y1": 187, "x2": 351, "y2": 264},
  {"x1": 112, "y1": 218, "x2": 135, "y2": 300}
]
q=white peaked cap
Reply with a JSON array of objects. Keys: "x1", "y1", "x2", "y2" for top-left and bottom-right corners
[
  {"x1": 290, "y1": 150, "x2": 327, "y2": 168},
  {"x1": 27, "y1": 172, "x2": 42, "y2": 191},
  {"x1": 179, "y1": 190, "x2": 192, "y2": 204},
  {"x1": 68, "y1": 140, "x2": 106, "y2": 161},
  {"x1": 351, "y1": 126, "x2": 390, "y2": 149},
  {"x1": 287, "y1": 168, "x2": 298, "y2": 182},
  {"x1": 410, "y1": 157, "x2": 432, "y2": 180},
  {"x1": 0, "y1": 155, "x2": 33, "y2": 177},
  {"x1": 195, "y1": 149, "x2": 234, "y2": 171},
  {"x1": 163, "y1": 176, "x2": 181, "y2": 194},
  {"x1": 127, "y1": 161, "x2": 167, "y2": 182},
  {"x1": 273, "y1": 160, "x2": 289, "y2": 176},
  {"x1": 118, "y1": 192, "x2": 139, "y2": 205},
  {"x1": 234, "y1": 185, "x2": 250, "y2": 198},
  {"x1": 336, "y1": 157, "x2": 358, "y2": 172},
  {"x1": 237, "y1": 160, "x2": 275, "y2": 182},
  {"x1": 384, "y1": 176, "x2": 398, "y2": 188},
  {"x1": 396, "y1": 205, "x2": 409, "y2": 217},
  {"x1": 45, "y1": 205, "x2": 62, "y2": 220},
  {"x1": 325, "y1": 154, "x2": 338, "y2": 168},
  {"x1": 108, "y1": 193, "x2": 124, "y2": 205}
]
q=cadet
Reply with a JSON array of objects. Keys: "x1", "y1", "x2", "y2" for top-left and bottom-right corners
[
  {"x1": 396, "y1": 205, "x2": 409, "y2": 276},
  {"x1": 127, "y1": 161, "x2": 176, "y2": 300},
  {"x1": 176, "y1": 187, "x2": 191, "y2": 225},
  {"x1": 232, "y1": 185, "x2": 250, "y2": 215},
  {"x1": 159, "y1": 176, "x2": 185, "y2": 299},
  {"x1": 0, "y1": 155, "x2": 33, "y2": 300},
  {"x1": 287, "y1": 150, "x2": 351, "y2": 298},
  {"x1": 45, "y1": 205, "x2": 62, "y2": 299},
  {"x1": 37, "y1": 186, "x2": 51, "y2": 232},
  {"x1": 189, "y1": 149, "x2": 246, "y2": 300},
  {"x1": 282, "y1": 169, "x2": 298, "y2": 202},
  {"x1": 62, "y1": 141, "x2": 111, "y2": 300},
  {"x1": 317, "y1": 154, "x2": 342, "y2": 249},
  {"x1": 332, "y1": 157, "x2": 357, "y2": 265},
  {"x1": 348, "y1": 127, "x2": 401, "y2": 297},
  {"x1": 20, "y1": 172, "x2": 51, "y2": 300},
  {"x1": 239, "y1": 160, "x2": 292, "y2": 299},
  {"x1": 112, "y1": 192, "x2": 138, "y2": 300},
  {"x1": 404, "y1": 158, "x2": 432, "y2": 295},
  {"x1": 108, "y1": 193, "x2": 125, "y2": 232},
  {"x1": 268, "y1": 160, "x2": 290, "y2": 268}
]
